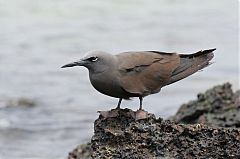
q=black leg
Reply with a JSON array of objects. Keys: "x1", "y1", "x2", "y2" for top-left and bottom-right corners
[
  {"x1": 139, "y1": 97, "x2": 143, "y2": 110},
  {"x1": 116, "y1": 98, "x2": 122, "y2": 109}
]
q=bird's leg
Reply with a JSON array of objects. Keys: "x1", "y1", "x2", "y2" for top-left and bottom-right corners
[
  {"x1": 98, "y1": 98, "x2": 122, "y2": 119},
  {"x1": 139, "y1": 97, "x2": 143, "y2": 110},
  {"x1": 135, "y1": 96, "x2": 148, "y2": 120},
  {"x1": 116, "y1": 98, "x2": 122, "y2": 109}
]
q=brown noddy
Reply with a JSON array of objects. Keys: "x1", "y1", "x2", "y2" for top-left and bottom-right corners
[{"x1": 62, "y1": 49, "x2": 215, "y2": 115}]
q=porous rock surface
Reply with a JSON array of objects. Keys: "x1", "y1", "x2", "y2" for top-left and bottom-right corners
[
  {"x1": 90, "y1": 109, "x2": 240, "y2": 159},
  {"x1": 68, "y1": 83, "x2": 240, "y2": 159},
  {"x1": 172, "y1": 82, "x2": 240, "y2": 127}
]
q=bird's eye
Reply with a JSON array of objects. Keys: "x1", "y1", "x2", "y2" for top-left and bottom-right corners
[{"x1": 87, "y1": 56, "x2": 98, "y2": 62}]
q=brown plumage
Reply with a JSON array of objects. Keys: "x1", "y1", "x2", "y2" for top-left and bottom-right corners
[
  {"x1": 117, "y1": 49, "x2": 215, "y2": 98},
  {"x1": 61, "y1": 48, "x2": 215, "y2": 110}
]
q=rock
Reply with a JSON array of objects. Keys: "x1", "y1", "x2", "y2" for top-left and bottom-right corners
[
  {"x1": 90, "y1": 109, "x2": 240, "y2": 159},
  {"x1": 171, "y1": 82, "x2": 240, "y2": 128},
  {"x1": 68, "y1": 143, "x2": 92, "y2": 159},
  {"x1": 68, "y1": 83, "x2": 240, "y2": 158}
]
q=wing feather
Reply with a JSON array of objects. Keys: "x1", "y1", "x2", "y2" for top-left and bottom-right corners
[{"x1": 116, "y1": 51, "x2": 180, "y2": 96}]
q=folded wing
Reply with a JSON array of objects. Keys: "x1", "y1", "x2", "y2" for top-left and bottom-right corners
[
  {"x1": 116, "y1": 51, "x2": 180, "y2": 96},
  {"x1": 116, "y1": 49, "x2": 215, "y2": 96}
]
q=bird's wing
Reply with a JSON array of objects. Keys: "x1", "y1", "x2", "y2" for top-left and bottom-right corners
[
  {"x1": 116, "y1": 51, "x2": 181, "y2": 96},
  {"x1": 166, "y1": 49, "x2": 215, "y2": 85}
]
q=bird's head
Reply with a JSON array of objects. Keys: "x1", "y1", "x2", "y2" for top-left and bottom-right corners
[{"x1": 61, "y1": 51, "x2": 115, "y2": 73}]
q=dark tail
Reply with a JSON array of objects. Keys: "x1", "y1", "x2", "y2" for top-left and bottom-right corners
[{"x1": 166, "y1": 48, "x2": 215, "y2": 85}]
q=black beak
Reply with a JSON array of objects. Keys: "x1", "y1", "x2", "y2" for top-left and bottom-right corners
[
  {"x1": 61, "y1": 59, "x2": 87, "y2": 68},
  {"x1": 61, "y1": 58, "x2": 89, "y2": 68},
  {"x1": 61, "y1": 62, "x2": 78, "y2": 68}
]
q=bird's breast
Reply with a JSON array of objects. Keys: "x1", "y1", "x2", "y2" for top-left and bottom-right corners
[{"x1": 89, "y1": 72, "x2": 129, "y2": 98}]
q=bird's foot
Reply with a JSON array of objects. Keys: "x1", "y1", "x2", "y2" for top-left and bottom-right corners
[
  {"x1": 98, "y1": 109, "x2": 120, "y2": 119},
  {"x1": 98, "y1": 108, "x2": 149, "y2": 120},
  {"x1": 135, "y1": 109, "x2": 148, "y2": 120}
]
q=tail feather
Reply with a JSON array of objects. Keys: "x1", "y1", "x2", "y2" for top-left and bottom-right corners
[{"x1": 166, "y1": 48, "x2": 215, "y2": 85}]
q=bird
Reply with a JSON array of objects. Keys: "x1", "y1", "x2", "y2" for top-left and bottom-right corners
[{"x1": 61, "y1": 48, "x2": 215, "y2": 113}]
